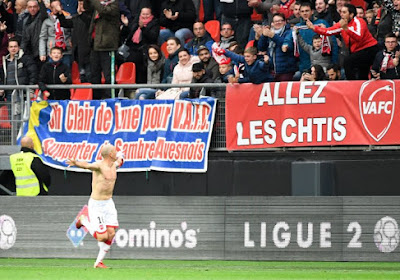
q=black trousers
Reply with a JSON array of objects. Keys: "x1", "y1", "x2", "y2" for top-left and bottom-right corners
[
  {"x1": 343, "y1": 44, "x2": 379, "y2": 80},
  {"x1": 90, "y1": 50, "x2": 113, "y2": 99}
]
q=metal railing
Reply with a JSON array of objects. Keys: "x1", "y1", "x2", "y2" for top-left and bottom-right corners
[{"x1": 1, "y1": 83, "x2": 400, "y2": 151}]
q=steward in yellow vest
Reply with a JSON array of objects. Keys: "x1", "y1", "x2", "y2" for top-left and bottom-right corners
[{"x1": 10, "y1": 136, "x2": 51, "y2": 196}]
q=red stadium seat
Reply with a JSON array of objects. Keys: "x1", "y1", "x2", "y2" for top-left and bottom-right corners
[
  {"x1": 71, "y1": 61, "x2": 81, "y2": 84},
  {"x1": 71, "y1": 83, "x2": 93, "y2": 100},
  {"x1": 161, "y1": 41, "x2": 168, "y2": 58},
  {"x1": 116, "y1": 62, "x2": 136, "y2": 84},
  {"x1": 245, "y1": 40, "x2": 255, "y2": 49},
  {"x1": 205, "y1": 20, "x2": 220, "y2": 42},
  {"x1": 0, "y1": 106, "x2": 11, "y2": 129}
]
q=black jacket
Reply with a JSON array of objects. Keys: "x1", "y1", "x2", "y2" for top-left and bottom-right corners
[
  {"x1": 39, "y1": 61, "x2": 72, "y2": 100},
  {"x1": 21, "y1": 0, "x2": 48, "y2": 58},
  {"x1": 57, "y1": 11, "x2": 92, "y2": 67},
  {"x1": 159, "y1": 0, "x2": 196, "y2": 32},
  {"x1": 121, "y1": 17, "x2": 160, "y2": 51},
  {"x1": 372, "y1": 48, "x2": 400, "y2": 79},
  {"x1": 1, "y1": 49, "x2": 38, "y2": 86},
  {"x1": 221, "y1": 0, "x2": 253, "y2": 19}
]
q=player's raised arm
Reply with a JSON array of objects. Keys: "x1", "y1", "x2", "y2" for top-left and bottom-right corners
[
  {"x1": 115, "y1": 151, "x2": 124, "y2": 169},
  {"x1": 66, "y1": 159, "x2": 100, "y2": 171}
]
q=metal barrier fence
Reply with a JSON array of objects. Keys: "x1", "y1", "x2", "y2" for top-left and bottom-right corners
[
  {"x1": 0, "y1": 84, "x2": 228, "y2": 148},
  {"x1": 1, "y1": 83, "x2": 400, "y2": 151}
]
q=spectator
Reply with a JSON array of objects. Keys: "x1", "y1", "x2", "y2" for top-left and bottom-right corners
[
  {"x1": 203, "y1": 0, "x2": 221, "y2": 22},
  {"x1": 282, "y1": 1, "x2": 336, "y2": 79},
  {"x1": 124, "y1": 0, "x2": 151, "y2": 18},
  {"x1": 258, "y1": 13, "x2": 297, "y2": 81},
  {"x1": 356, "y1": 6, "x2": 365, "y2": 18},
  {"x1": 372, "y1": 1, "x2": 380, "y2": 16},
  {"x1": 214, "y1": 46, "x2": 274, "y2": 84},
  {"x1": 0, "y1": 20, "x2": 8, "y2": 68},
  {"x1": 119, "y1": 6, "x2": 159, "y2": 84},
  {"x1": 212, "y1": 59, "x2": 231, "y2": 98},
  {"x1": 248, "y1": 0, "x2": 280, "y2": 25},
  {"x1": 10, "y1": 136, "x2": 51, "y2": 196},
  {"x1": 61, "y1": 0, "x2": 77, "y2": 15},
  {"x1": 38, "y1": 46, "x2": 72, "y2": 100},
  {"x1": 159, "y1": 0, "x2": 196, "y2": 46},
  {"x1": 371, "y1": 33, "x2": 400, "y2": 79},
  {"x1": 268, "y1": 0, "x2": 297, "y2": 23},
  {"x1": 381, "y1": 0, "x2": 400, "y2": 40},
  {"x1": 220, "y1": 0, "x2": 253, "y2": 49},
  {"x1": 335, "y1": 0, "x2": 350, "y2": 13},
  {"x1": 189, "y1": 62, "x2": 214, "y2": 98},
  {"x1": 218, "y1": 22, "x2": 236, "y2": 49},
  {"x1": 185, "y1": 21, "x2": 213, "y2": 55},
  {"x1": 0, "y1": 0, "x2": 14, "y2": 35},
  {"x1": 135, "y1": 44, "x2": 165, "y2": 99},
  {"x1": 300, "y1": 64, "x2": 326, "y2": 81},
  {"x1": 56, "y1": 0, "x2": 91, "y2": 82},
  {"x1": 156, "y1": 48, "x2": 200, "y2": 99},
  {"x1": 314, "y1": 0, "x2": 335, "y2": 26},
  {"x1": 84, "y1": 0, "x2": 119, "y2": 99},
  {"x1": 297, "y1": 33, "x2": 333, "y2": 71},
  {"x1": 288, "y1": 1, "x2": 301, "y2": 25},
  {"x1": 0, "y1": 37, "x2": 38, "y2": 103},
  {"x1": 14, "y1": 0, "x2": 30, "y2": 42},
  {"x1": 307, "y1": 4, "x2": 379, "y2": 80},
  {"x1": 21, "y1": 0, "x2": 48, "y2": 69},
  {"x1": 161, "y1": 36, "x2": 181, "y2": 84},
  {"x1": 197, "y1": 45, "x2": 219, "y2": 80},
  {"x1": 326, "y1": 63, "x2": 343, "y2": 80},
  {"x1": 365, "y1": 9, "x2": 377, "y2": 37},
  {"x1": 375, "y1": 6, "x2": 392, "y2": 47},
  {"x1": 39, "y1": 0, "x2": 72, "y2": 67}
]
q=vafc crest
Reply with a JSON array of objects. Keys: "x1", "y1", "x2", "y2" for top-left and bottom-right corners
[{"x1": 359, "y1": 80, "x2": 395, "y2": 142}]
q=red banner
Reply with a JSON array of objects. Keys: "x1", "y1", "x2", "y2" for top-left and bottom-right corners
[{"x1": 226, "y1": 80, "x2": 399, "y2": 150}]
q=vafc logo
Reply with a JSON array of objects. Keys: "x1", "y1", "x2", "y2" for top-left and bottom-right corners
[{"x1": 359, "y1": 80, "x2": 395, "y2": 142}]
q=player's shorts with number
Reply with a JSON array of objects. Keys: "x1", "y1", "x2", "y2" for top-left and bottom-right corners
[{"x1": 88, "y1": 198, "x2": 119, "y2": 234}]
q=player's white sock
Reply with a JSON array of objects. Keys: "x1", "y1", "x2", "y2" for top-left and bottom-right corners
[
  {"x1": 94, "y1": 241, "x2": 111, "y2": 266},
  {"x1": 80, "y1": 217, "x2": 95, "y2": 236}
]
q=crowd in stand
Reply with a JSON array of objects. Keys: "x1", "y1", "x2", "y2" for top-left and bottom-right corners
[{"x1": 0, "y1": 0, "x2": 399, "y2": 101}]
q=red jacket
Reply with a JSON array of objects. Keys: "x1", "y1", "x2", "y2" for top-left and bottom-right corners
[{"x1": 314, "y1": 17, "x2": 377, "y2": 53}]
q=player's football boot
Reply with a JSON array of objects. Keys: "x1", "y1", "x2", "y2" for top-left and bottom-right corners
[{"x1": 94, "y1": 262, "x2": 108, "y2": 269}]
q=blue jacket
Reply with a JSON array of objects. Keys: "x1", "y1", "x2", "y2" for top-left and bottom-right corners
[
  {"x1": 184, "y1": 33, "x2": 214, "y2": 55},
  {"x1": 224, "y1": 50, "x2": 274, "y2": 84},
  {"x1": 258, "y1": 24, "x2": 297, "y2": 74},
  {"x1": 283, "y1": 18, "x2": 338, "y2": 72}
]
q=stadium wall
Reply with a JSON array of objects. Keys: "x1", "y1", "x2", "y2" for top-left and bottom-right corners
[
  {"x1": 0, "y1": 196, "x2": 399, "y2": 261},
  {"x1": 40, "y1": 150, "x2": 400, "y2": 196}
]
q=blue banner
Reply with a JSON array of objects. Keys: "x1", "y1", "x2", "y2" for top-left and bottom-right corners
[{"x1": 24, "y1": 98, "x2": 217, "y2": 173}]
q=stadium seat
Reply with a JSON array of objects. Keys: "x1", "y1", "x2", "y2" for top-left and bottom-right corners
[
  {"x1": 71, "y1": 83, "x2": 93, "y2": 100},
  {"x1": 161, "y1": 41, "x2": 168, "y2": 58},
  {"x1": 0, "y1": 106, "x2": 11, "y2": 129},
  {"x1": 116, "y1": 62, "x2": 136, "y2": 84},
  {"x1": 71, "y1": 61, "x2": 81, "y2": 84},
  {"x1": 205, "y1": 20, "x2": 220, "y2": 42},
  {"x1": 245, "y1": 40, "x2": 255, "y2": 49}
]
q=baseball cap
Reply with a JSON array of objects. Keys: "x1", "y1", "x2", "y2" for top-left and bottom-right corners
[{"x1": 196, "y1": 45, "x2": 209, "y2": 55}]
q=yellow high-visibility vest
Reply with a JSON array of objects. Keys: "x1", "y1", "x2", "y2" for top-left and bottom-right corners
[{"x1": 10, "y1": 152, "x2": 48, "y2": 196}]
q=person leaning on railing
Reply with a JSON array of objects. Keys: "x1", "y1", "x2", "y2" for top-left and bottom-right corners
[{"x1": 10, "y1": 136, "x2": 51, "y2": 196}]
